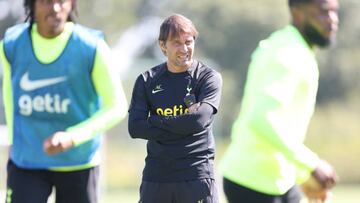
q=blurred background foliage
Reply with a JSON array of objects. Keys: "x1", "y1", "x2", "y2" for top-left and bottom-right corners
[{"x1": 0, "y1": 0, "x2": 359, "y2": 202}]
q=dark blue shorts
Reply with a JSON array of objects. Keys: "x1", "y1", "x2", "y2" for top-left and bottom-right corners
[
  {"x1": 6, "y1": 159, "x2": 99, "y2": 203},
  {"x1": 223, "y1": 177, "x2": 302, "y2": 203},
  {"x1": 139, "y1": 178, "x2": 219, "y2": 203}
]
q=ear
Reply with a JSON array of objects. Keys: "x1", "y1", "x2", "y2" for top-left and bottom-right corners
[{"x1": 159, "y1": 40, "x2": 167, "y2": 56}]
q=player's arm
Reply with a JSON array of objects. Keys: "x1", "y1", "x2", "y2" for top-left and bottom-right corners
[
  {"x1": 128, "y1": 75, "x2": 187, "y2": 141},
  {"x1": 149, "y1": 71, "x2": 222, "y2": 135},
  {"x1": 0, "y1": 40, "x2": 14, "y2": 144},
  {"x1": 66, "y1": 39, "x2": 128, "y2": 145},
  {"x1": 149, "y1": 103, "x2": 213, "y2": 135},
  {"x1": 245, "y1": 57, "x2": 320, "y2": 183}
]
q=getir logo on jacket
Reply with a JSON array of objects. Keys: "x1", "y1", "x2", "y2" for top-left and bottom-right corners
[
  {"x1": 156, "y1": 105, "x2": 189, "y2": 116},
  {"x1": 17, "y1": 72, "x2": 71, "y2": 116}
]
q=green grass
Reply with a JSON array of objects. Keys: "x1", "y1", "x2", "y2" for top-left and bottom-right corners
[
  {"x1": 102, "y1": 189, "x2": 139, "y2": 203},
  {"x1": 1, "y1": 184, "x2": 359, "y2": 203},
  {"x1": 101, "y1": 184, "x2": 360, "y2": 203}
]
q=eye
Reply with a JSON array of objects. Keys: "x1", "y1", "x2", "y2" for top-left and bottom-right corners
[
  {"x1": 174, "y1": 41, "x2": 182, "y2": 46},
  {"x1": 185, "y1": 40, "x2": 193, "y2": 46}
]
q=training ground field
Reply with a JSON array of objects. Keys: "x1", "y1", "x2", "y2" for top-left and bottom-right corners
[
  {"x1": 1, "y1": 184, "x2": 360, "y2": 203},
  {"x1": 102, "y1": 184, "x2": 360, "y2": 203}
]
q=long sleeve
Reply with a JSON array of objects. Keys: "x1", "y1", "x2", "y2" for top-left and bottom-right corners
[
  {"x1": 128, "y1": 75, "x2": 186, "y2": 141},
  {"x1": 149, "y1": 103, "x2": 213, "y2": 135},
  {"x1": 245, "y1": 53, "x2": 319, "y2": 178},
  {"x1": 149, "y1": 70, "x2": 222, "y2": 135},
  {"x1": 66, "y1": 39, "x2": 128, "y2": 146}
]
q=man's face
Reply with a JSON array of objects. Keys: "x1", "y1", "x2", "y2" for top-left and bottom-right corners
[
  {"x1": 34, "y1": 0, "x2": 73, "y2": 38},
  {"x1": 160, "y1": 32, "x2": 195, "y2": 73},
  {"x1": 302, "y1": 0, "x2": 339, "y2": 47}
]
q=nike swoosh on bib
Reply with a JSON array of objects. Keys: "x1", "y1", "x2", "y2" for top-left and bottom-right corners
[{"x1": 20, "y1": 72, "x2": 67, "y2": 91}]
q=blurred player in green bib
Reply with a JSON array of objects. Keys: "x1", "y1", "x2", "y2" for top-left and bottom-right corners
[{"x1": 0, "y1": 0, "x2": 127, "y2": 202}]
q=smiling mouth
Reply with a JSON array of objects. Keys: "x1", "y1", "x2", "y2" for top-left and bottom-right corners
[{"x1": 178, "y1": 54, "x2": 189, "y2": 61}]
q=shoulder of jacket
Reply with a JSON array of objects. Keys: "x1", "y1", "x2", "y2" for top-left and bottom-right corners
[
  {"x1": 194, "y1": 61, "x2": 220, "y2": 80},
  {"x1": 141, "y1": 62, "x2": 166, "y2": 83}
]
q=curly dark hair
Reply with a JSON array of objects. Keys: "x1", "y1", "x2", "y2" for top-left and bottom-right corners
[{"x1": 23, "y1": 0, "x2": 78, "y2": 25}]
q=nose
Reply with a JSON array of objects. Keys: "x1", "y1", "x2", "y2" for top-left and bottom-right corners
[
  {"x1": 329, "y1": 10, "x2": 338, "y2": 23},
  {"x1": 328, "y1": 11, "x2": 339, "y2": 31},
  {"x1": 179, "y1": 44, "x2": 188, "y2": 53}
]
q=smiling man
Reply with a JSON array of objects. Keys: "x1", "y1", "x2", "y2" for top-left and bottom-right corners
[
  {"x1": 0, "y1": 0, "x2": 128, "y2": 202},
  {"x1": 219, "y1": 0, "x2": 339, "y2": 202},
  {"x1": 128, "y1": 14, "x2": 223, "y2": 203}
]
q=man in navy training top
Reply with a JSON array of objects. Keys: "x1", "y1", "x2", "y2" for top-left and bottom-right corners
[{"x1": 128, "y1": 14, "x2": 223, "y2": 203}]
